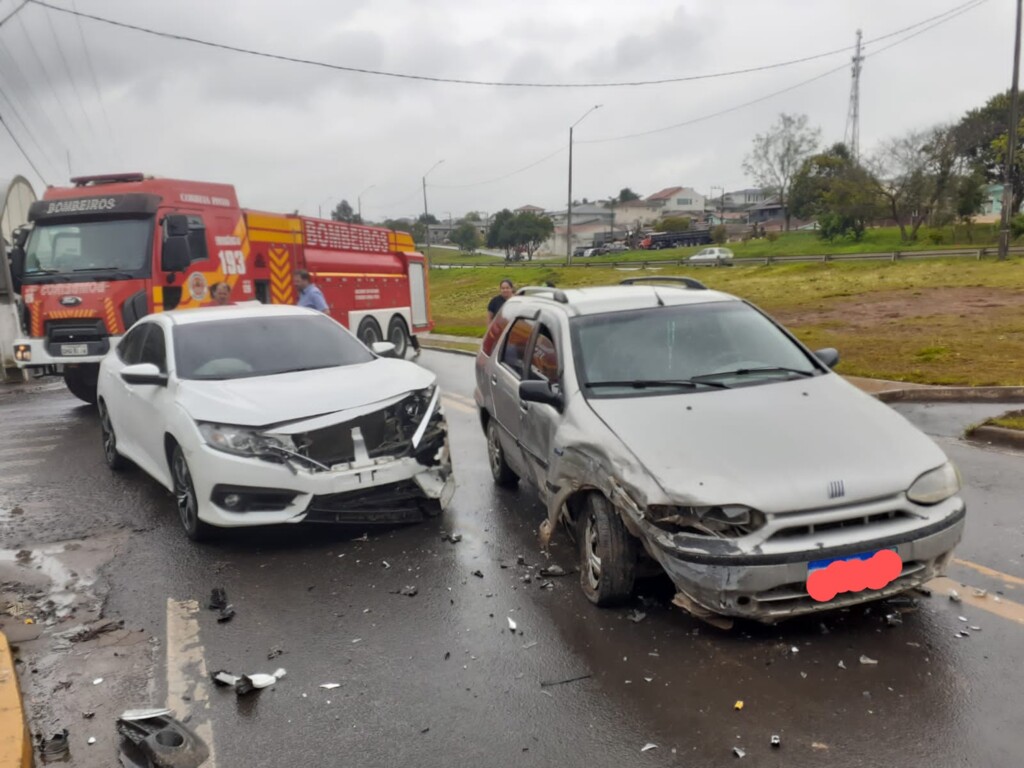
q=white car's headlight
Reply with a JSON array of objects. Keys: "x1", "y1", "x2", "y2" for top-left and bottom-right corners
[
  {"x1": 907, "y1": 462, "x2": 961, "y2": 505},
  {"x1": 197, "y1": 422, "x2": 294, "y2": 457}
]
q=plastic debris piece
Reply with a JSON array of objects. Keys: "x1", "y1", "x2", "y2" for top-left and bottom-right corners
[
  {"x1": 355, "y1": 532, "x2": 369, "y2": 541},
  {"x1": 539, "y1": 564, "x2": 567, "y2": 577},
  {"x1": 507, "y1": 617, "x2": 517, "y2": 632},
  {"x1": 885, "y1": 613, "x2": 903, "y2": 627},
  {"x1": 516, "y1": 554, "x2": 526, "y2": 565},
  {"x1": 800, "y1": 672, "x2": 808, "y2": 679},
  {"x1": 382, "y1": 560, "x2": 391, "y2": 569},
  {"x1": 236, "y1": 668, "x2": 286, "y2": 695},
  {"x1": 627, "y1": 609, "x2": 646, "y2": 623},
  {"x1": 211, "y1": 671, "x2": 239, "y2": 687},
  {"x1": 644, "y1": 677, "x2": 653, "y2": 683},
  {"x1": 790, "y1": 646, "x2": 799, "y2": 653},
  {"x1": 444, "y1": 651, "x2": 451, "y2": 660},
  {"x1": 958, "y1": 616, "x2": 968, "y2": 622},
  {"x1": 87, "y1": 737, "x2": 96, "y2": 745},
  {"x1": 539, "y1": 581, "x2": 554, "y2": 590},
  {"x1": 83, "y1": 712, "x2": 95, "y2": 719},
  {"x1": 838, "y1": 660, "x2": 847, "y2": 669},
  {"x1": 24, "y1": 618, "x2": 34, "y2": 625},
  {"x1": 958, "y1": 630, "x2": 970, "y2": 638},
  {"x1": 399, "y1": 585, "x2": 419, "y2": 597},
  {"x1": 120, "y1": 709, "x2": 173, "y2": 722},
  {"x1": 522, "y1": 642, "x2": 538, "y2": 650},
  {"x1": 949, "y1": 589, "x2": 962, "y2": 603},
  {"x1": 268, "y1": 647, "x2": 283, "y2": 660},
  {"x1": 733, "y1": 747, "x2": 746, "y2": 758},
  {"x1": 209, "y1": 587, "x2": 228, "y2": 611},
  {"x1": 734, "y1": 700, "x2": 744, "y2": 711},
  {"x1": 117, "y1": 712, "x2": 209, "y2": 768},
  {"x1": 812, "y1": 742, "x2": 829, "y2": 750},
  {"x1": 216, "y1": 604, "x2": 235, "y2": 623},
  {"x1": 92, "y1": 677, "x2": 104, "y2": 685},
  {"x1": 771, "y1": 734, "x2": 781, "y2": 748},
  {"x1": 970, "y1": 625, "x2": 981, "y2": 631},
  {"x1": 641, "y1": 743, "x2": 658, "y2": 753},
  {"x1": 41, "y1": 729, "x2": 70, "y2": 758},
  {"x1": 973, "y1": 588, "x2": 987, "y2": 598},
  {"x1": 859, "y1": 655, "x2": 878, "y2": 665},
  {"x1": 472, "y1": 570, "x2": 484, "y2": 578},
  {"x1": 320, "y1": 683, "x2": 340, "y2": 690}
]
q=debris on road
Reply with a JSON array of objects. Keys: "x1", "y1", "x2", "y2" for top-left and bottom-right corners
[
  {"x1": 859, "y1": 655, "x2": 878, "y2": 665},
  {"x1": 949, "y1": 589, "x2": 962, "y2": 603},
  {"x1": 69, "y1": 619, "x2": 124, "y2": 643},
  {"x1": 117, "y1": 709, "x2": 210, "y2": 768},
  {"x1": 539, "y1": 581, "x2": 554, "y2": 590},
  {"x1": 973, "y1": 588, "x2": 987, "y2": 598},
  {"x1": 838, "y1": 661, "x2": 847, "y2": 669},
  {"x1": 211, "y1": 671, "x2": 240, "y2": 687},
  {"x1": 472, "y1": 570, "x2": 484, "y2": 578},
  {"x1": 355, "y1": 533, "x2": 369, "y2": 541},
  {"x1": 216, "y1": 604, "x2": 236, "y2": 623},
  {"x1": 790, "y1": 646, "x2": 799, "y2": 654},
  {"x1": 914, "y1": 585, "x2": 932, "y2": 597},
  {"x1": 93, "y1": 677, "x2": 104, "y2": 685},
  {"x1": 120, "y1": 709, "x2": 173, "y2": 721},
  {"x1": 958, "y1": 616, "x2": 968, "y2": 622},
  {"x1": 40, "y1": 729, "x2": 70, "y2": 759},
  {"x1": 267, "y1": 646, "x2": 284, "y2": 660},
  {"x1": 516, "y1": 554, "x2": 526, "y2": 565},
  {"x1": 885, "y1": 613, "x2": 903, "y2": 627},
  {"x1": 540, "y1": 673, "x2": 592, "y2": 688},
  {"x1": 626, "y1": 609, "x2": 646, "y2": 624},
  {"x1": 771, "y1": 735, "x2": 781, "y2": 748},
  {"x1": 507, "y1": 617, "x2": 517, "y2": 632},
  {"x1": 320, "y1": 683, "x2": 340, "y2": 690},
  {"x1": 442, "y1": 532, "x2": 463, "y2": 544},
  {"x1": 812, "y1": 742, "x2": 829, "y2": 750},
  {"x1": 382, "y1": 560, "x2": 391, "y2": 569},
  {"x1": 522, "y1": 642, "x2": 538, "y2": 650},
  {"x1": 539, "y1": 564, "x2": 567, "y2": 577},
  {"x1": 397, "y1": 586, "x2": 419, "y2": 597},
  {"x1": 734, "y1": 700, "x2": 744, "y2": 711},
  {"x1": 209, "y1": 587, "x2": 228, "y2": 610},
  {"x1": 733, "y1": 747, "x2": 746, "y2": 758},
  {"x1": 641, "y1": 743, "x2": 658, "y2": 753},
  {"x1": 970, "y1": 625, "x2": 982, "y2": 631}
]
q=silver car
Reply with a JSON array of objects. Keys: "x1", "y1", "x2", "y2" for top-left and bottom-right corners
[
  {"x1": 474, "y1": 277, "x2": 965, "y2": 625},
  {"x1": 689, "y1": 247, "x2": 734, "y2": 266}
]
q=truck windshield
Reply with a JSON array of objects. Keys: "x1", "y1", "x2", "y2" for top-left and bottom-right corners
[{"x1": 23, "y1": 218, "x2": 152, "y2": 276}]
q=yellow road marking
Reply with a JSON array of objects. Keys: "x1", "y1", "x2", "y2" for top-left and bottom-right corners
[
  {"x1": 952, "y1": 558, "x2": 1024, "y2": 588},
  {"x1": 442, "y1": 396, "x2": 475, "y2": 415},
  {"x1": 166, "y1": 599, "x2": 217, "y2": 766},
  {"x1": 927, "y1": 576, "x2": 1024, "y2": 626}
]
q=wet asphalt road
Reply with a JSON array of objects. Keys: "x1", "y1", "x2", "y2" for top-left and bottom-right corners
[{"x1": 2, "y1": 352, "x2": 1024, "y2": 767}]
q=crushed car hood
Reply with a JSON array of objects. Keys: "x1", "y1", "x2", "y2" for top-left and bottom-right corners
[
  {"x1": 175, "y1": 358, "x2": 435, "y2": 427},
  {"x1": 584, "y1": 374, "x2": 948, "y2": 514}
]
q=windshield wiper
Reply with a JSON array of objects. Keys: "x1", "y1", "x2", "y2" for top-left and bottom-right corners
[
  {"x1": 26, "y1": 268, "x2": 60, "y2": 274},
  {"x1": 585, "y1": 378, "x2": 730, "y2": 390},
  {"x1": 692, "y1": 366, "x2": 816, "y2": 381},
  {"x1": 72, "y1": 267, "x2": 133, "y2": 278}
]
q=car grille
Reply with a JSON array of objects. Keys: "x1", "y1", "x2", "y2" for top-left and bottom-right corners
[
  {"x1": 769, "y1": 509, "x2": 916, "y2": 541},
  {"x1": 305, "y1": 481, "x2": 427, "y2": 524}
]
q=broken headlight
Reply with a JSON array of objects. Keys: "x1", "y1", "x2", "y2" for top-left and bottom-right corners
[
  {"x1": 197, "y1": 422, "x2": 295, "y2": 458},
  {"x1": 649, "y1": 504, "x2": 766, "y2": 538},
  {"x1": 907, "y1": 461, "x2": 961, "y2": 505}
]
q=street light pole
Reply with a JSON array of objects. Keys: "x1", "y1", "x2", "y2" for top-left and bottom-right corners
[
  {"x1": 422, "y1": 159, "x2": 445, "y2": 264},
  {"x1": 999, "y1": 0, "x2": 1022, "y2": 261},
  {"x1": 358, "y1": 184, "x2": 376, "y2": 222},
  {"x1": 566, "y1": 105, "x2": 602, "y2": 265}
]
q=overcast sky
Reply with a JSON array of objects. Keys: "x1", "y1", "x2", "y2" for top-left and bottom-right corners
[{"x1": 0, "y1": 0, "x2": 1009, "y2": 221}]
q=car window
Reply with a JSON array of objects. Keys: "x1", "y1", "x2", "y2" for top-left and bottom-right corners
[
  {"x1": 529, "y1": 325, "x2": 559, "y2": 383},
  {"x1": 140, "y1": 325, "x2": 167, "y2": 372},
  {"x1": 116, "y1": 323, "x2": 149, "y2": 365},
  {"x1": 482, "y1": 304, "x2": 513, "y2": 357},
  {"x1": 175, "y1": 314, "x2": 374, "y2": 380},
  {"x1": 500, "y1": 318, "x2": 535, "y2": 379}
]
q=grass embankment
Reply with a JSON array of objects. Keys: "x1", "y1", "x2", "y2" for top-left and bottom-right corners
[
  {"x1": 428, "y1": 256, "x2": 1024, "y2": 386},
  {"x1": 990, "y1": 412, "x2": 1024, "y2": 431}
]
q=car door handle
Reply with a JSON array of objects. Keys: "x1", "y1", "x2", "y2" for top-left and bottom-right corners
[
  {"x1": 519, "y1": 401, "x2": 529, "y2": 411},
  {"x1": 491, "y1": 375, "x2": 498, "y2": 385}
]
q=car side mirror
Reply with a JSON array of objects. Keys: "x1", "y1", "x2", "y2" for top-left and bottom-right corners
[
  {"x1": 164, "y1": 214, "x2": 191, "y2": 238},
  {"x1": 814, "y1": 347, "x2": 840, "y2": 368},
  {"x1": 371, "y1": 341, "x2": 398, "y2": 358},
  {"x1": 161, "y1": 236, "x2": 191, "y2": 273},
  {"x1": 121, "y1": 363, "x2": 168, "y2": 386},
  {"x1": 519, "y1": 380, "x2": 564, "y2": 412}
]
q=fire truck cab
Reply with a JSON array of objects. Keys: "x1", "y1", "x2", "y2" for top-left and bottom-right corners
[{"x1": 8, "y1": 173, "x2": 432, "y2": 403}]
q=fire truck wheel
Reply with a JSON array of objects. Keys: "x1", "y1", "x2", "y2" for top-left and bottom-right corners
[
  {"x1": 357, "y1": 318, "x2": 383, "y2": 348},
  {"x1": 64, "y1": 365, "x2": 99, "y2": 405},
  {"x1": 387, "y1": 317, "x2": 410, "y2": 358}
]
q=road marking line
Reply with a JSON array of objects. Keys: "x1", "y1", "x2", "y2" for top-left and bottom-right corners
[
  {"x1": 927, "y1": 576, "x2": 1024, "y2": 626},
  {"x1": 0, "y1": 444, "x2": 57, "y2": 458},
  {"x1": 442, "y1": 391, "x2": 476, "y2": 407},
  {"x1": 0, "y1": 458, "x2": 43, "y2": 470},
  {"x1": 953, "y1": 558, "x2": 1024, "y2": 588},
  {"x1": 166, "y1": 599, "x2": 217, "y2": 767},
  {"x1": 442, "y1": 396, "x2": 475, "y2": 414}
]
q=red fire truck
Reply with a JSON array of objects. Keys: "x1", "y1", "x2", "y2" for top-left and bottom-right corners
[{"x1": 8, "y1": 173, "x2": 432, "y2": 403}]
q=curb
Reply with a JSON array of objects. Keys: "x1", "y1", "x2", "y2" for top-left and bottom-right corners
[
  {"x1": 0, "y1": 632, "x2": 32, "y2": 768},
  {"x1": 875, "y1": 387, "x2": 1024, "y2": 404},
  {"x1": 965, "y1": 425, "x2": 1024, "y2": 451},
  {"x1": 420, "y1": 342, "x2": 477, "y2": 358}
]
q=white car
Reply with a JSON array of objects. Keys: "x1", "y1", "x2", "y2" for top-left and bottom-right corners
[
  {"x1": 97, "y1": 305, "x2": 453, "y2": 540},
  {"x1": 689, "y1": 247, "x2": 734, "y2": 265}
]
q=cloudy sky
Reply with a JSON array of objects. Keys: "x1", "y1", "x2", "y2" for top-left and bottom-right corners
[{"x1": 0, "y1": 0, "x2": 1008, "y2": 222}]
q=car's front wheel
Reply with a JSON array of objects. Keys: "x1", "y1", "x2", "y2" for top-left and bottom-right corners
[
  {"x1": 98, "y1": 400, "x2": 129, "y2": 471},
  {"x1": 578, "y1": 493, "x2": 636, "y2": 606},
  {"x1": 171, "y1": 444, "x2": 214, "y2": 542},
  {"x1": 486, "y1": 418, "x2": 518, "y2": 487}
]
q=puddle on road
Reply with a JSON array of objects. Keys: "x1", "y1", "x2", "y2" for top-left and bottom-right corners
[{"x1": 0, "y1": 543, "x2": 96, "y2": 619}]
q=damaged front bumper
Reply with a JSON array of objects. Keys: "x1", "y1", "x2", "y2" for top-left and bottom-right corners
[{"x1": 636, "y1": 496, "x2": 966, "y2": 623}]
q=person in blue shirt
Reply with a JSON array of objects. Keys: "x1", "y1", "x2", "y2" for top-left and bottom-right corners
[{"x1": 293, "y1": 269, "x2": 328, "y2": 312}]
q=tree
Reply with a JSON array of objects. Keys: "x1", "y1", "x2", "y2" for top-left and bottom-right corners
[
  {"x1": 331, "y1": 199, "x2": 362, "y2": 224},
  {"x1": 382, "y1": 218, "x2": 412, "y2": 233},
  {"x1": 955, "y1": 172, "x2": 987, "y2": 242},
  {"x1": 464, "y1": 211, "x2": 482, "y2": 222},
  {"x1": 486, "y1": 209, "x2": 516, "y2": 260},
  {"x1": 451, "y1": 221, "x2": 482, "y2": 253},
  {"x1": 954, "y1": 91, "x2": 1024, "y2": 214},
  {"x1": 504, "y1": 212, "x2": 554, "y2": 260},
  {"x1": 658, "y1": 216, "x2": 691, "y2": 232},
  {"x1": 618, "y1": 187, "x2": 641, "y2": 202},
  {"x1": 711, "y1": 224, "x2": 727, "y2": 244},
  {"x1": 742, "y1": 113, "x2": 821, "y2": 231},
  {"x1": 790, "y1": 143, "x2": 880, "y2": 241}
]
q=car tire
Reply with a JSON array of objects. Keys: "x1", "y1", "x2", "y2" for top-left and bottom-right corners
[
  {"x1": 387, "y1": 316, "x2": 410, "y2": 358},
  {"x1": 357, "y1": 318, "x2": 383, "y2": 348},
  {"x1": 98, "y1": 400, "x2": 129, "y2": 471},
  {"x1": 486, "y1": 418, "x2": 518, "y2": 488},
  {"x1": 171, "y1": 444, "x2": 214, "y2": 542},
  {"x1": 578, "y1": 493, "x2": 636, "y2": 606},
  {"x1": 64, "y1": 365, "x2": 98, "y2": 405}
]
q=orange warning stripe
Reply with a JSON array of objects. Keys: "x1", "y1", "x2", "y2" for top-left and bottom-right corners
[
  {"x1": 104, "y1": 297, "x2": 120, "y2": 335},
  {"x1": 269, "y1": 247, "x2": 294, "y2": 305}
]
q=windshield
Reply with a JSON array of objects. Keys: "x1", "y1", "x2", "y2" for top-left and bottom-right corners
[
  {"x1": 571, "y1": 301, "x2": 820, "y2": 397},
  {"x1": 174, "y1": 314, "x2": 376, "y2": 380},
  {"x1": 24, "y1": 218, "x2": 153, "y2": 277}
]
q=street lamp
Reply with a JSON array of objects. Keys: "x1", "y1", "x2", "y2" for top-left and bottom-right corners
[
  {"x1": 566, "y1": 105, "x2": 602, "y2": 265},
  {"x1": 358, "y1": 185, "x2": 376, "y2": 221},
  {"x1": 422, "y1": 159, "x2": 445, "y2": 261}
]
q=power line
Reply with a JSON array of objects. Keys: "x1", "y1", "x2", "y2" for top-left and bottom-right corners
[
  {"x1": 42, "y1": 2, "x2": 100, "y2": 148},
  {"x1": 431, "y1": 147, "x2": 567, "y2": 189},
  {"x1": 31, "y1": 0, "x2": 984, "y2": 90},
  {"x1": 0, "y1": 1, "x2": 27, "y2": 29},
  {"x1": 0, "y1": 82, "x2": 60, "y2": 178},
  {"x1": 0, "y1": 109, "x2": 48, "y2": 183},
  {"x1": 0, "y1": 35, "x2": 69, "y2": 174},
  {"x1": 70, "y1": 0, "x2": 120, "y2": 163}
]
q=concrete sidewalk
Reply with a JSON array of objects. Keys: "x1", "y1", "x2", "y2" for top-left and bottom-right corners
[{"x1": 0, "y1": 632, "x2": 32, "y2": 768}]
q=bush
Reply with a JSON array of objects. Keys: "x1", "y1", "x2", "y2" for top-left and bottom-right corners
[
  {"x1": 926, "y1": 230, "x2": 945, "y2": 245},
  {"x1": 1012, "y1": 213, "x2": 1024, "y2": 240},
  {"x1": 711, "y1": 224, "x2": 727, "y2": 244},
  {"x1": 766, "y1": 231, "x2": 780, "y2": 243}
]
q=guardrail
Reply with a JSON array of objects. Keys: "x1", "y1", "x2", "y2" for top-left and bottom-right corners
[{"x1": 430, "y1": 246, "x2": 1024, "y2": 270}]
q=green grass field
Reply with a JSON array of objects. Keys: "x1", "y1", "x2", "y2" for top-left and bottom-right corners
[
  {"x1": 428, "y1": 256, "x2": 1024, "y2": 386},
  {"x1": 990, "y1": 411, "x2": 1024, "y2": 431}
]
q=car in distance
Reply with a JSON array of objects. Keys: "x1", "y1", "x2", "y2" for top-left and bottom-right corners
[
  {"x1": 688, "y1": 246, "x2": 734, "y2": 266},
  {"x1": 473, "y1": 279, "x2": 965, "y2": 626},
  {"x1": 97, "y1": 304, "x2": 453, "y2": 540}
]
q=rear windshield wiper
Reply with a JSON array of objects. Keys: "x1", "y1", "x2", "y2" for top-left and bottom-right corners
[
  {"x1": 585, "y1": 378, "x2": 730, "y2": 390},
  {"x1": 692, "y1": 366, "x2": 816, "y2": 381}
]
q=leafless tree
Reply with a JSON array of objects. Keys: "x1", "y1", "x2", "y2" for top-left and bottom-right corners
[{"x1": 743, "y1": 113, "x2": 821, "y2": 231}]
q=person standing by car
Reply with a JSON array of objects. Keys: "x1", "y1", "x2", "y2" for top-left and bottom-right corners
[
  {"x1": 293, "y1": 269, "x2": 328, "y2": 312},
  {"x1": 487, "y1": 279, "x2": 515, "y2": 323}
]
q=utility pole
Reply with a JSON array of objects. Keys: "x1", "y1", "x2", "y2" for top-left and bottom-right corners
[
  {"x1": 358, "y1": 184, "x2": 375, "y2": 222},
  {"x1": 566, "y1": 105, "x2": 602, "y2": 265},
  {"x1": 422, "y1": 160, "x2": 445, "y2": 264},
  {"x1": 999, "y1": 0, "x2": 1023, "y2": 261},
  {"x1": 844, "y1": 29, "x2": 864, "y2": 162}
]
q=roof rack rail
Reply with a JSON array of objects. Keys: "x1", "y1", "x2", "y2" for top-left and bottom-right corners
[
  {"x1": 70, "y1": 173, "x2": 146, "y2": 187},
  {"x1": 516, "y1": 286, "x2": 569, "y2": 303},
  {"x1": 619, "y1": 276, "x2": 707, "y2": 290}
]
